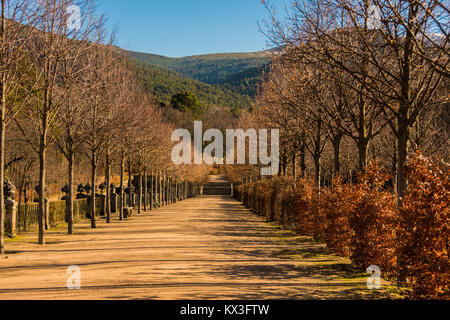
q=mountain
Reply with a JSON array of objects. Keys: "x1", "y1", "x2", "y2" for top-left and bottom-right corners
[
  {"x1": 219, "y1": 64, "x2": 271, "y2": 97},
  {"x1": 131, "y1": 60, "x2": 253, "y2": 112},
  {"x1": 127, "y1": 50, "x2": 270, "y2": 85},
  {"x1": 126, "y1": 50, "x2": 271, "y2": 111}
]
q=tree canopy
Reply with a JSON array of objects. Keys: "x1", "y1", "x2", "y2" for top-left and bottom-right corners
[{"x1": 170, "y1": 91, "x2": 202, "y2": 118}]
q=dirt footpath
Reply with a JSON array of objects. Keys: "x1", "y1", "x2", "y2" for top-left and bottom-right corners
[{"x1": 0, "y1": 195, "x2": 396, "y2": 300}]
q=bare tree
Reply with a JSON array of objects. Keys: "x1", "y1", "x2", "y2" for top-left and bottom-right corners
[
  {"x1": 82, "y1": 36, "x2": 119, "y2": 229},
  {"x1": 54, "y1": 3, "x2": 99, "y2": 234},
  {"x1": 262, "y1": 0, "x2": 448, "y2": 199},
  {"x1": 55, "y1": 85, "x2": 90, "y2": 234},
  {"x1": 15, "y1": 0, "x2": 100, "y2": 243},
  {"x1": 0, "y1": 0, "x2": 42, "y2": 253},
  {"x1": 114, "y1": 64, "x2": 145, "y2": 220}
]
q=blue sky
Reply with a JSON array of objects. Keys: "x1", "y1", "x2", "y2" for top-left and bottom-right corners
[{"x1": 96, "y1": 0, "x2": 289, "y2": 57}]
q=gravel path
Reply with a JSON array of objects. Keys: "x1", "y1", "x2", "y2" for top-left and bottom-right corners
[{"x1": 0, "y1": 195, "x2": 395, "y2": 300}]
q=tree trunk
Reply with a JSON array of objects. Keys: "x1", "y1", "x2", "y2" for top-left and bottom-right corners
[
  {"x1": 0, "y1": 0, "x2": 5, "y2": 253},
  {"x1": 158, "y1": 172, "x2": 162, "y2": 207},
  {"x1": 292, "y1": 153, "x2": 297, "y2": 178},
  {"x1": 172, "y1": 180, "x2": 175, "y2": 203},
  {"x1": 37, "y1": 104, "x2": 49, "y2": 245},
  {"x1": 169, "y1": 179, "x2": 172, "y2": 204},
  {"x1": 38, "y1": 146, "x2": 46, "y2": 244},
  {"x1": 24, "y1": 180, "x2": 29, "y2": 203},
  {"x1": 128, "y1": 161, "x2": 132, "y2": 208},
  {"x1": 167, "y1": 178, "x2": 170, "y2": 205},
  {"x1": 150, "y1": 170, "x2": 154, "y2": 210},
  {"x1": 300, "y1": 138, "x2": 306, "y2": 178},
  {"x1": 137, "y1": 167, "x2": 142, "y2": 214},
  {"x1": 90, "y1": 152, "x2": 97, "y2": 229},
  {"x1": 314, "y1": 156, "x2": 320, "y2": 194},
  {"x1": 45, "y1": 197, "x2": 49, "y2": 230},
  {"x1": 155, "y1": 171, "x2": 158, "y2": 207},
  {"x1": 167, "y1": 175, "x2": 170, "y2": 205},
  {"x1": 161, "y1": 172, "x2": 165, "y2": 206},
  {"x1": 356, "y1": 89, "x2": 371, "y2": 172},
  {"x1": 170, "y1": 179, "x2": 173, "y2": 204},
  {"x1": 163, "y1": 172, "x2": 166, "y2": 206},
  {"x1": 18, "y1": 175, "x2": 24, "y2": 227},
  {"x1": 67, "y1": 150, "x2": 74, "y2": 234},
  {"x1": 314, "y1": 119, "x2": 322, "y2": 194},
  {"x1": 0, "y1": 76, "x2": 5, "y2": 254},
  {"x1": 332, "y1": 134, "x2": 342, "y2": 175},
  {"x1": 397, "y1": 120, "x2": 410, "y2": 202},
  {"x1": 105, "y1": 153, "x2": 111, "y2": 223},
  {"x1": 143, "y1": 169, "x2": 147, "y2": 211},
  {"x1": 155, "y1": 172, "x2": 158, "y2": 207},
  {"x1": 165, "y1": 175, "x2": 167, "y2": 205},
  {"x1": 392, "y1": 139, "x2": 398, "y2": 194},
  {"x1": 281, "y1": 155, "x2": 287, "y2": 176},
  {"x1": 119, "y1": 155, "x2": 125, "y2": 221},
  {"x1": 357, "y1": 137, "x2": 369, "y2": 172}
]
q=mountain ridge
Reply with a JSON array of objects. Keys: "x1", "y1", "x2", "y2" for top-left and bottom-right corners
[
  {"x1": 126, "y1": 48, "x2": 272, "y2": 111},
  {"x1": 127, "y1": 50, "x2": 270, "y2": 61},
  {"x1": 127, "y1": 49, "x2": 270, "y2": 84}
]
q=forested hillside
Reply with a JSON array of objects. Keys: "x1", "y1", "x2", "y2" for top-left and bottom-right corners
[
  {"x1": 127, "y1": 50, "x2": 269, "y2": 84},
  {"x1": 219, "y1": 64, "x2": 271, "y2": 97},
  {"x1": 131, "y1": 60, "x2": 253, "y2": 111},
  {"x1": 126, "y1": 50, "x2": 270, "y2": 111}
]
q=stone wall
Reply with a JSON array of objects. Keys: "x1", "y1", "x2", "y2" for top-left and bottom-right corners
[
  {"x1": 15, "y1": 198, "x2": 91, "y2": 233},
  {"x1": 4, "y1": 180, "x2": 199, "y2": 236}
]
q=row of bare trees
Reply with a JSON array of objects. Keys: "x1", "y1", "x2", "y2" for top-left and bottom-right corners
[
  {"x1": 0, "y1": 0, "x2": 208, "y2": 254},
  {"x1": 233, "y1": 0, "x2": 448, "y2": 199}
]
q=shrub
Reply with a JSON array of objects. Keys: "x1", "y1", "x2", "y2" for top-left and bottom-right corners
[
  {"x1": 348, "y1": 163, "x2": 398, "y2": 274},
  {"x1": 294, "y1": 178, "x2": 316, "y2": 237},
  {"x1": 398, "y1": 152, "x2": 449, "y2": 300},
  {"x1": 280, "y1": 187, "x2": 298, "y2": 230},
  {"x1": 232, "y1": 154, "x2": 448, "y2": 299},
  {"x1": 257, "y1": 181, "x2": 272, "y2": 215},
  {"x1": 320, "y1": 178, "x2": 355, "y2": 257}
]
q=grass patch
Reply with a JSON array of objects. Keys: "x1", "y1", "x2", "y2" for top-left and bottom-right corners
[
  {"x1": 261, "y1": 212, "x2": 407, "y2": 299},
  {"x1": 4, "y1": 235, "x2": 26, "y2": 243}
]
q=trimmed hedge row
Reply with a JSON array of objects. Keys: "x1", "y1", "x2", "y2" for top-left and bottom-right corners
[{"x1": 234, "y1": 153, "x2": 449, "y2": 300}]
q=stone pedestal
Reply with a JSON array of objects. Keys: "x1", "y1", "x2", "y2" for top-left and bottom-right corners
[
  {"x1": 97, "y1": 194, "x2": 106, "y2": 216},
  {"x1": 45, "y1": 198, "x2": 49, "y2": 230},
  {"x1": 128, "y1": 193, "x2": 135, "y2": 208},
  {"x1": 123, "y1": 207, "x2": 133, "y2": 219},
  {"x1": 5, "y1": 200, "x2": 17, "y2": 237},
  {"x1": 149, "y1": 192, "x2": 153, "y2": 210},
  {"x1": 86, "y1": 196, "x2": 93, "y2": 219},
  {"x1": 111, "y1": 192, "x2": 118, "y2": 213}
]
